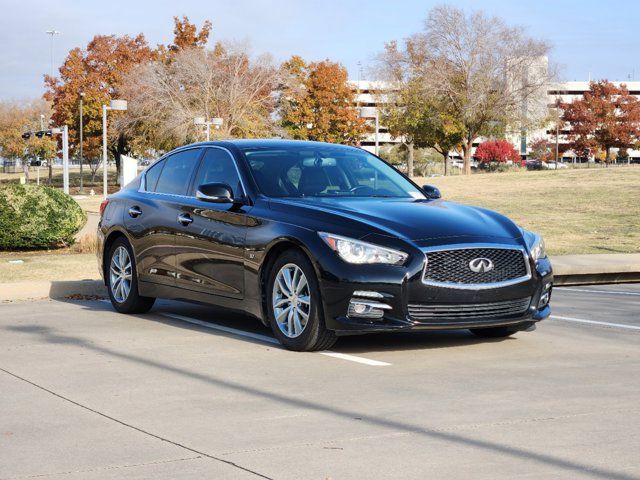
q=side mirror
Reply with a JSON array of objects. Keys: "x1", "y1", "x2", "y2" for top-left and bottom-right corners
[
  {"x1": 422, "y1": 184, "x2": 441, "y2": 200},
  {"x1": 196, "y1": 183, "x2": 234, "y2": 203}
]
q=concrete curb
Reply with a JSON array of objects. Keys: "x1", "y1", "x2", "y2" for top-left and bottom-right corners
[{"x1": 550, "y1": 254, "x2": 640, "y2": 286}]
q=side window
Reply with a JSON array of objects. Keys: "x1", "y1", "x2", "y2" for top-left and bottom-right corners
[
  {"x1": 192, "y1": 148, "x2": 243, "y2": 198},
  {"x1": 144, "y1": 160, "x2": 164, "y2": 192},
  {"x1": 154, "y1": 149, "x2": 201, "y2": 196}
]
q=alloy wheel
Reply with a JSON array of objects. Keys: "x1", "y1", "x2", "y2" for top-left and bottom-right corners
[
  {"x1": 272, "y1": 263, "x2": 311, "y2": 338},
  {"x1": 110, "y1": 245, "x2": 132, "y2": 303}
]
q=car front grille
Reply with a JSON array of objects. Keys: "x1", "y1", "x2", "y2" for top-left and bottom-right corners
[
  {"x1": 408, "y1": 297, "x2": 531, "y2": 322},
  {"x1": 423, "y1": 247, "x2": 529, "y2": 287}
]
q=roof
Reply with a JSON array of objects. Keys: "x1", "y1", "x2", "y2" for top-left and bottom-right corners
[{"x1": 190, "y1": 139, "x2": 359, "y2": 150}]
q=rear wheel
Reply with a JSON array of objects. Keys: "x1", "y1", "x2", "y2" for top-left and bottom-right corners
[
  {"x1": 107, "y1": 237, "x2": 155, "y2": 314},
  {"x1": 266, "y1": 249, "x2": 336, "y2": 351}
]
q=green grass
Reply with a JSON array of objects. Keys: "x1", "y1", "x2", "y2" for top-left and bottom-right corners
[
  {"x1": 415, "y1": 166, "x2": 640, "y2": 255},
  {"x1": 0, "y1": 252, "x2": 99, "y2": 283}
]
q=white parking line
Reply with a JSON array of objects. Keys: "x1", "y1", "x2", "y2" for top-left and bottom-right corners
[
  {"x1": 551, "y1": 315, "x2": 640, "y2": 331},
  {"x1": 159, "y1": 312, "x2": 391, "y2": 366},
  {"x1": 556, "y1": 287, "x2": 640, "y2": 297},
  {"x1": 318, "y1": 351, "x2": 391, "y2": 366}
]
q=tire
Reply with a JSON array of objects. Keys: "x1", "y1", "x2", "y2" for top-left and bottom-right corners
[
  {"x1": 469, "y1": 321, "x2": 535, "y2": 338},
  {"x1": 107, "y1": 237, "x2": 155, "y2": 314},
  {"x1": 266, "y1": 249, "x2": 336, "y2": 351}
]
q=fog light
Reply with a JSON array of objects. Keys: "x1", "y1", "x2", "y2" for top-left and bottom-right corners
[
  {"x1": 348, "y1": 300, "x2": 391, "y2": 319},
  {"x1": 352, "y1": 303, "x2": 368, "y2": 315},
  {"x1": 538, "y1": 292, "x2": 550, "y2": 308}
]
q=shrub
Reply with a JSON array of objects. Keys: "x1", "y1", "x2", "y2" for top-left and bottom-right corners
[
  {"x1": 0, "y1": 184, "x2": 86, "y2": 249},
  {"x1": 475, "y1": 140, "x2": 522, "y2": 164}
]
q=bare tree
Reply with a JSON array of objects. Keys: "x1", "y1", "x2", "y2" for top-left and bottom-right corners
[
  {"x1": 374, "y1": 40, "x2": 465, "y2": 177},
  {"x1": 116, "y1": 43, "x2": 280, "y2": 153},
  {"x1": 414, "y1": 5, "x2": 553, "y2": 174}
]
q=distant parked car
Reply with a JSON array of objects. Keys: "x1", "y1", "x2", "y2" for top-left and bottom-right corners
[
  {"x1": 525, "y1": 159, "x2": 547, "y2": 170},
  {"x1": 28, "y1": 159, "x2": 47, "y2": 167},
  {"x1": 546, "y1": 161, "x2": 568, "y2": 170},
  {"x1": 139, "y1": 159, "x2": 152, "y2": 167},
  {"x1": 451, "y1": 159, "x2": 478, "y2": 169}
]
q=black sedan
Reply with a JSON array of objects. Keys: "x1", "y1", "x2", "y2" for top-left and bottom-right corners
[{"x1": 97, "y1": 140, "x2": 552, "y2": 351}]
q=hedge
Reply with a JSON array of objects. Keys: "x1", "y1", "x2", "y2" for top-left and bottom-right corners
[{"x1": 0, "y1": 183, "x2": 86, "y2": 249}]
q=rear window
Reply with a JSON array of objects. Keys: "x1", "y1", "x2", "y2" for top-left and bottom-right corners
[{"x1": 153, "y1": 149, "x2": 201, "y2": 196}]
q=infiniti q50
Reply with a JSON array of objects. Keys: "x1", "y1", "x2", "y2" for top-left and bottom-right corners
[{"x1": 98, "y1": 140, "x2": 552, "y2": 351}]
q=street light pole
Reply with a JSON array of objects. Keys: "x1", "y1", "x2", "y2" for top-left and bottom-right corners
[
  {"x1": 194, "y1": 117, "x2": 224, "y2": 141},
  {"x1": 45, "y1": 29, "x2": 61, "y2": 79},
  {"x1": 62, "y1": 125, "x2": 69, "y2": 194},
  {"x1": 102, "y1": 104, "x2": 108, "y2": 198},
  {"x1": 79, "y1": 93, "x2": 84, "y2": 192}
]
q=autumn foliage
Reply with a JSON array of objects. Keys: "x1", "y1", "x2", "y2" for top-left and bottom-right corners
[
  {"x1": 474, "y1": 140, "x2": 521, "y2": 164},
  {"x1": 43, "y1": 16, "x2": 211, "y2": 170},
  {"x1": 43, "y1": 34, "x2": 155, "y2": 164},
  {"x1": 280, "y1": 57, "x2": 366, "y2": 144},
  {"x1": 561, "y1": 81, "x2": 640, "y2": 162}
]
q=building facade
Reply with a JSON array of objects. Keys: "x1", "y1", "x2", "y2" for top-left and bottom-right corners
[{"x1": 350, "y1": 79, "x2": 640, "y2": 161}]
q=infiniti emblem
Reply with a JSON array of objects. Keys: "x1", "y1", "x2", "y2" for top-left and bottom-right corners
[{"x1": 469, "y1": 257, "x2": 494, "y2": 273}]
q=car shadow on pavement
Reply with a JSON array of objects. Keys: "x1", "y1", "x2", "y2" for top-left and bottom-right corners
[
  {"x1": 57, "y1": 297, "x2": 515, "y2": 354},
  {"x1": 2, "y1": 318, "x2": 635, "y2": 480}
]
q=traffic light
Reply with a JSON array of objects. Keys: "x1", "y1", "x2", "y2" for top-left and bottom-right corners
[{"x1": 21, "y1": 132, "x2": 31, "y2": 140}]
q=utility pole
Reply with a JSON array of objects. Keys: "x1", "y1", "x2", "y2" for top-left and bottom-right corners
[
  {"x1": 79, "y1": 92, "x2": 84, "y2": 193},
  {"x1": 555, "y1": 122, "x2": 559, "y2": 163}
]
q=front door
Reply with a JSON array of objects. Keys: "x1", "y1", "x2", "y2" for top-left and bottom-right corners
[{"x1": 173, "y1": 147, "x2": 249, "y2": 299}]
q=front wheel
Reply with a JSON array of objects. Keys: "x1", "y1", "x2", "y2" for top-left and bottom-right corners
[
  {"x1": 107, "y1": 238, "x2": 155, "y2": 314},
  {"x1": 266, "y1": 249, "x2": 336, "y2": 351}
]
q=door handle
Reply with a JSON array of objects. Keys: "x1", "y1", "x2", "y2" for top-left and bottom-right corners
[
  {"x1": 128, "y1": 206, "x2": 142, "y2": 218},
  {"x1": 177, "y1": 213, "x2": 193, "y2": 226}
]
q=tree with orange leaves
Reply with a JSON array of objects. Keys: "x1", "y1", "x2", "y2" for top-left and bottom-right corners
[
  {"x1": 44, "y1": 34, "x2": 155, "y2": 177},
  {"x1": 170, "y1": 16, "x2": 212, "y2": 51},
  {"x1": 44, "y1": 16, "x2": 212, "y2": 179},
  {"x1": 279, "y1": 57, "x2": 366, "y2": 144},
  {"x1": 562, "y1": 81, "x2": 640, "y2": 165}
]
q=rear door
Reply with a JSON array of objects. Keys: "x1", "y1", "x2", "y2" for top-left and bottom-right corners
[
  {"x1": 125, "y1": 148, "x2": 202, "y2": 287},
  {"x1": 173, "y1": 146, "x2": 250, "y2": 299}
]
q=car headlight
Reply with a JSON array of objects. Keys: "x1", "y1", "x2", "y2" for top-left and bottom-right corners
[
  {"x1": 521, "y1": 229, "x2": 547, "y2": 261},
  {"x1": 319, "y1": 232, "x2": 408, "y2": 265}
]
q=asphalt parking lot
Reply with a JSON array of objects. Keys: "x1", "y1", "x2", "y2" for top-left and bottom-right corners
[{"x1": 1, "y1": 284, "x2": 639, "y2": 480}]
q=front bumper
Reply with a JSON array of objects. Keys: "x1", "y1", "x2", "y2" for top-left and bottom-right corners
[{"x1": 316, "y1": 250, "x2": 553, "y2": 336}]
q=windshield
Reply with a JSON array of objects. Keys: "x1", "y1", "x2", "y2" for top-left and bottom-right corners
[{"x1": 242, "y1": 144, "x2": 425, "y2": 199}]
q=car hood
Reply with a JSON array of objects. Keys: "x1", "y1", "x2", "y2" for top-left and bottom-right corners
[{"x1": 271, "y1": 197, "x2": 522, "y2": 243}]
